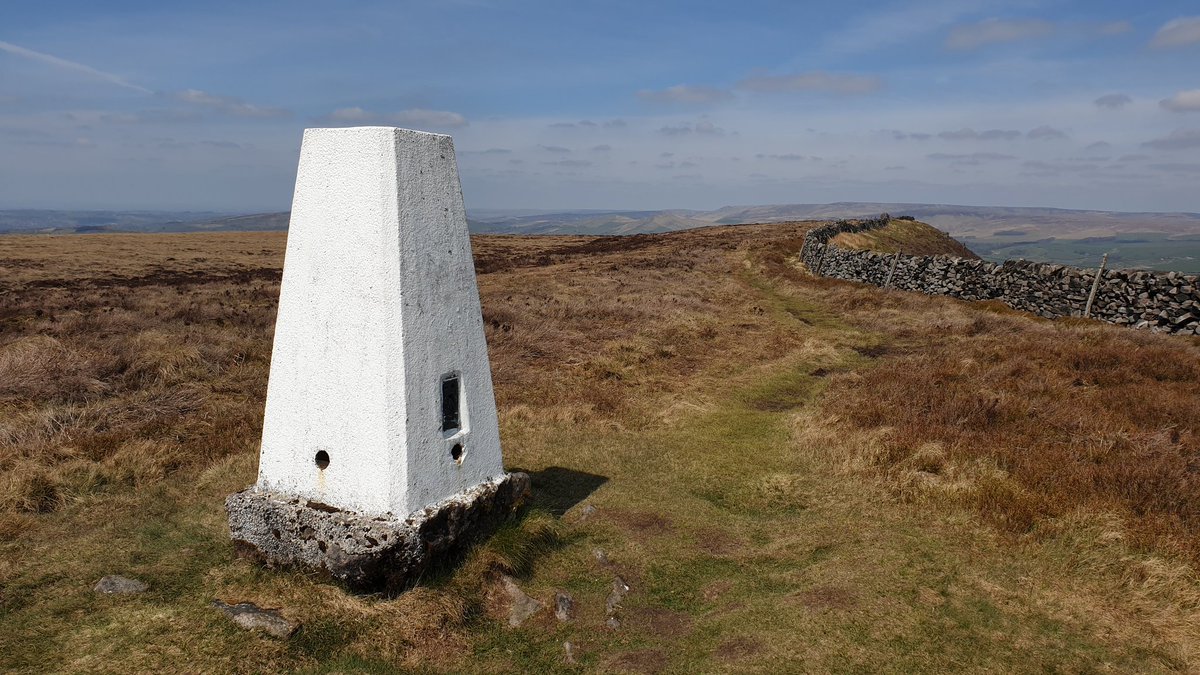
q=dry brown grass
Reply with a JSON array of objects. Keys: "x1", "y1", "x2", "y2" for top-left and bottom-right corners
[
  {"x1": 817, "y1": 286, "x2": 1200, "y2": 560},
  {"x1": 0, "y1": 234, "x2": 280, "y2": 526},
  {"x1": 775, "y1": 274, "x2": 1200, "y2": 666},
  {"x1": 4, "y1": 223, "x2": 1200, "y2": 672},
  {"x1": 832, "y1": 218, "x2": 981, "y2": 258}
]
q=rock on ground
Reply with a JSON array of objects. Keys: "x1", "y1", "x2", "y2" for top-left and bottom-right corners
[
  {"x1": 93, "y1": 575, "x2": 148, "y2": 594},
  {"x1": 211, "y1": 600, "x2": 298, "y2": 639},
  {"x1": 555, "y1": 591, "x2": 575, "y2": 622},
  {"x1": 500, "y1": 575, "x2": 544, "y2": 626}
]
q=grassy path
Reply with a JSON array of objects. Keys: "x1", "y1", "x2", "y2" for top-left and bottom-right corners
[{"x1": 460, "y1": 267, "x2": 1175, "y2": 672}]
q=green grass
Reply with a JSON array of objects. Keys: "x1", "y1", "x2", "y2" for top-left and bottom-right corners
[
  {"x1": 456, "y1": 271, "x2": 1181, "y2": 672},
  {"x1": 1, "y1": 232, "x2": 1195, "y2": 673}
]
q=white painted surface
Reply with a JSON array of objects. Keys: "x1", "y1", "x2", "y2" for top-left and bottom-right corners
[{"x1": 256, "y1": 127, "x2": 505, "y2": 517}]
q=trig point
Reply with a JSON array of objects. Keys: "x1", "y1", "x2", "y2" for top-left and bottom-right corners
[{"x1": 226, "y1": 127, "x2": 529, "y2": 593}]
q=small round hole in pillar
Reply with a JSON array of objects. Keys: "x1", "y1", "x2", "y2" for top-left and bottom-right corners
[
  {"x1": 450, "y1": 443, "x2": 464, "y2": 464},
  {"x1": 314, "y1": 450, "x2": 330, "y2": 470}
]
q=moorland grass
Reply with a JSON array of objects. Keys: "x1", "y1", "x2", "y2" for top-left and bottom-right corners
[
  {"x1": 1, "y1": 224, "x2": 1199, "y2": 672},
  {"x1": 831, "y1": 218, "x2": 980, "y2": 259}
]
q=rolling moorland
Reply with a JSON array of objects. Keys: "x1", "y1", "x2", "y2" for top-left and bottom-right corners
[
  {"x1": 4, "y1": 203, "x2": 1199, "y2": 273},
  {"x1": 2, "y1": 222, "x2": 1200, "y2": 672}
]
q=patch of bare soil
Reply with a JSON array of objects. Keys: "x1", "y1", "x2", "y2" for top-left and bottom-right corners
[
  {"x1": 694, "y1": 527, "x2": 741, "y2": 556},
  {"x1": 715, "y1": 636, "x2": 764, "y2": 661},
  {"x1": 607, "y1": 648, "x2": 669, "y2": 674},
  {"x1": 627, "y1": 606, "x2": 693, "y2": 640},
  {"x1": 607, "y1": 509, "x2": 675, "y2": 540},
  {"x1": 794, "y1": 584, "x2": 859, "y2": 610}
]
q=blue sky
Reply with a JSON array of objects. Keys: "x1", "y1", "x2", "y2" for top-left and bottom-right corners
[{"x1": 2, "y1": 0, "x2": 1199, "y2": 212}]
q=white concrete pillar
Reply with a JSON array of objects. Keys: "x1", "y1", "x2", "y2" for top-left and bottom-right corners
[{"x1": 255, "y1": 126, "x2": 505, "y2": 517}]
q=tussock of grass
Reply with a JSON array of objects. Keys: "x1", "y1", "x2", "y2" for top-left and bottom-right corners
[{"x1": 457, "y1": 510, "x2": 566, "y2": 581}]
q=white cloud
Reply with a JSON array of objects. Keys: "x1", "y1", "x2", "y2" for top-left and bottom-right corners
[
  {"x1": 1148, "y1": 162, "x2": 1200, "y2": 173},
  {"x1": 636, "y1": 84, "x2": 732, "y2": 105},
  {"x1": 1094, "y1": 93, "x2": 1132, "y2": 109},
  {"x1": 1022, "y1": 159, "x2": 1099, "y2": 174},
  {"x1": 543, "y1": 159, "x2": 592, "y2": 168},
  {"x1": 318, "y1": 106, "x2": 467, "y2": 129},
  {"x1": 819, "y1": 0, "x2": 993, "y2": 57},
  {"x1": 737, "y1": 71, "x2": 882, "y2": 95},
  {"x1": 1027, "y1": 125, "x2": 1068, "y2": 140},
  {"x1": 0, "y1": 39, "x2": 151, "y2": 94},
  {"x1": 927, "y1": 152, "x2": 1016, "y2": 164},
  {"x1": 945, "y1": 18, "x2": 1054, "y2": 50},
  {"x1": 755, "y1": 153, "x2": 808, "y2": 161},
  {"x1": 1150, "y1": 16, "x2": 1200, "y2": 49},
  {"x1": 937, "y1": 127, "x2": 1021, "y2": 141},
  {"x1": 171, "y1": 89, "x2": 289, "y2": 119},
  {"x1": 1160, "y1": 90, "x2": 1200, "y2": 113},
  {"x1": 1142, "y1": 129, "x2": 1200, "y2": 150},
  {"x1": 657, "y1": 120, "x2": 727, "y2": 136}
]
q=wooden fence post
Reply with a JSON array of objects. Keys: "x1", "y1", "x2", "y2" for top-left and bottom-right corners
[
  {"x1": 883, "y1": 252, "x2": 901, "y2": 289},
  {"x1": 1083, "y1": 253, "x2": 1110, "y2": 318}
]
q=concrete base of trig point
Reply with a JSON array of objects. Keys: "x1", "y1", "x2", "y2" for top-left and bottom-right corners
[
  {"x1": 226, "y1": 473, "x2": 529, "y2": 593},
  {"x1": 226, "y1": 126, "x2": 528, "y2": 593}
]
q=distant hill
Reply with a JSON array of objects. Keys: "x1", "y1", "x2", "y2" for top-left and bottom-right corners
[
  {"x1": 466, "y1": 209, "x2": 709, "y2": 235},
  {"x1": 7, "y1": 203, "x2": 1199, "y2": 239},
  {"x1": 4, "y1": 202, "x2": 1199, "y2": 271},
  {"x1": 0, "y1": 210, "x2": 288, "y2": 235},
  {"x1": 700, "y1": 202, "x2": 1200, "y2": 240}
]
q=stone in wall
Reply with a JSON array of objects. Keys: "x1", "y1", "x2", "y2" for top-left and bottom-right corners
[{"x1": 800, "y1": 217, "x2": 1200, "y2": 336}]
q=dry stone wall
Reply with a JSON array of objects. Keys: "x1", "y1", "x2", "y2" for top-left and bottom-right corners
[{"x1": 801, "y1": 216, "x2": 1200, "y2": 336}]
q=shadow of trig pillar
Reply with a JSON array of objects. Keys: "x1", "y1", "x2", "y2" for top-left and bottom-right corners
[{"x1": 226, "y1": 127, "x2": 529, "y2": 594}]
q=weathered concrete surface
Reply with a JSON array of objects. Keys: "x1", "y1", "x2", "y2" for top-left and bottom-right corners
[
  {"x1": 226, "y1": 472, "x2": 530, "y2": 594},
  {"x1": 257, "y1": 126, "x2": 505, "y2": 517}
]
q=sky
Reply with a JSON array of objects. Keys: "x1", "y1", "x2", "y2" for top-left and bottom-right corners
[{"x1": 2, "y1": 0, "x2": 1199, "y2": 213}]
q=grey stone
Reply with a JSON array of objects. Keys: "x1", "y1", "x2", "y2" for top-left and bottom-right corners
[
  {"x1": 225, "y1": 472, "x2": 530, "y2": 594},
  {"x1": 212, "y1": 600, "x2": 297, "y2": 639},
  {"x1": 500, "y1": 575, "x2": 543, "y2": 626},
  {"x1": 564, "y1": 641, "x2": 577, "y2": 664},
  {"x1": 605, "y1": 575, "x2": 630, "y2": 616},
  {"x1": 574, "y1": 503, "x2": 598, "y2": 523},
  {"x1": 93, "y1": 575, "x2": 148, "y2": 594},
  {"x1": 554, "y1": 591, "x2": 575, "y2": 621}
]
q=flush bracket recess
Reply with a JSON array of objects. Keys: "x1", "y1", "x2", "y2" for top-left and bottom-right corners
[{"x1": 441, "y1": 373, "x2": 461, "y2": 433}]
